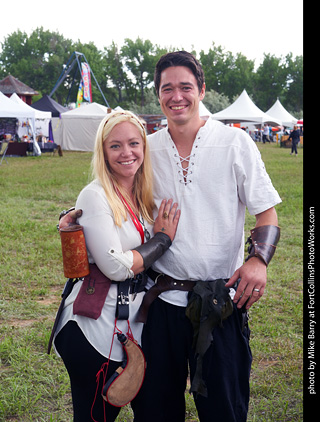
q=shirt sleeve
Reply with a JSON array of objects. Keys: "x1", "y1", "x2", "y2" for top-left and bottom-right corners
[
  {"x1": 235, "y1": 135, "x2": 282, "y2": 215},
  {"x1": 75, "y1": 185, "x2": 134, "y2": 281}
]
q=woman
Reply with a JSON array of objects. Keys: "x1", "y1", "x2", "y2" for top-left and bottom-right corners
[{"x1": 53, "y1": 110, "x2": 180, "y2": 422}]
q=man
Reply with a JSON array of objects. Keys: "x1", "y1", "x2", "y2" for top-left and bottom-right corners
[
  {"x1": 262, "y1": 123, "x2": 270, "y2": 143},
  {"x1": 60, "y1": 51, "x2": 281, "y2": 422}
]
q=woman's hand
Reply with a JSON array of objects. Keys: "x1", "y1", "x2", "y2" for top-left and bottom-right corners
[{"x1": 154, "y1": 199, "x2": 181, "y2": 242}]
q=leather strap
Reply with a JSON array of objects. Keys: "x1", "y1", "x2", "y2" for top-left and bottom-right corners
[
  {"x1": 136, "y1": 270, "x2": 196, "y2": 323},
  {"x1": 113, "y1": 272, "x2": 148, "y2": 321},
  {"x1": 47, "y1": 278, "x2": 78, "y2": 354},
  {"x1": 116, "y1": 279, "x2": 131, "y2": 320}
]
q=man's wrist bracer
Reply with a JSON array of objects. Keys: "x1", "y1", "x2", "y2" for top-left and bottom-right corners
[{"x1": 245, "y1": 225, "x2": 280, "y2": 266}]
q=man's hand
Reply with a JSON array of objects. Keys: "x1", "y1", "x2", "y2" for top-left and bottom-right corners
[
  {"x1": 59, "y1": 209, "x2": 82, "y2": 230},
  {"x1": 226, "y1": 206, "x2": 279, "y2": 310},
  {"x1": 226, "y1": 257, "x2": 267, "y2": 310}
]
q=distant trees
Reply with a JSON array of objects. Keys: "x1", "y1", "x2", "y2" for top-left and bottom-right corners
[
  {"x1": 198, "y1": 43, "x2": 302, "y2": 116},
  {"x1": 0, "y1": 28, "x2": 303, "y2": 117},
  {"x1": 0, "y1": 28, "x2": 74, "y2": 104}
]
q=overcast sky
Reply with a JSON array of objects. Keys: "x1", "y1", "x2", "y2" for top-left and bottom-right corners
[{"x1": 1, "y1": 0, "x2": 303, "y2": 67}]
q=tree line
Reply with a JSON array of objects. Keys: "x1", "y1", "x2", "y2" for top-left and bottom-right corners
[{"x1": 0, "y1": 27, "x2": 303, "y2": 117}]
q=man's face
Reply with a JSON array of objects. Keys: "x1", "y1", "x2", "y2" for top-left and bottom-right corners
[{"x1": 158, "y1": 66, "x2": 205, "y2": 127}]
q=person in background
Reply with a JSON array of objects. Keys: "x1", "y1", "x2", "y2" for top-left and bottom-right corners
[
  {"x1": 54, "y1": 110, "x2": 180, "y2": 422},
  {"x1": 288, "y1": 125, "x2": 300, "y2": 156},
  {"x1": 262, "y1": 123, "x2": 270, "y2": 143}
]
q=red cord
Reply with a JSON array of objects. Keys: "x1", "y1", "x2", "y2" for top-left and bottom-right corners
[
  {"x1": 90, "y1": 318, "x2": 137, "y2": 421},
  {"x1": 91, "y1": 319, "x2": 122, "y2": 422}
]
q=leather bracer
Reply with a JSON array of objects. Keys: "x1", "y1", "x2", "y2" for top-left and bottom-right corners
[
  {"x1": 133, "y1": 232, "x2": 172, "y2": 270},
  {"x1": 245, "y1": 225, "x2": 280, "y2": 266}
]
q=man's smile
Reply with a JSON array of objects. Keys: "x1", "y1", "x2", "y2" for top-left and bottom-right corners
[{"x1": 170, "y1": 105, "x2": 187, "y2": 110}]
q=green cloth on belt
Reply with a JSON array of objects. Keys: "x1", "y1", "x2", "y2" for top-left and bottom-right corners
[{"x1": 186, "y1": 279, "x2": 233, "y2": 397}]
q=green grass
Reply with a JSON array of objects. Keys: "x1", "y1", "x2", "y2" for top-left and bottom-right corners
[{"x1": 0, "y1": 143, "x2": 303, "y2": 421}]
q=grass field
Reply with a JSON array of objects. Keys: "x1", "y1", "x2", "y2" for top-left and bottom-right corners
[{"x1": 0, "y1": 142, "x2": 303, "y2": 421}]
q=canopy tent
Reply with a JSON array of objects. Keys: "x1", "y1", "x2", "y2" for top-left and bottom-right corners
[
  {"x1": 199, "y1": 101, "x2": 212, "y2": 119},
  {"x1": 0, "y1": 92, "x2": 40, "y2": 155},
  {"x1": 31, "y1": 94, "x2": 68, "y2": 117},
  {"x1": 266, "y1": 99, "x2": 298, "y2": 127},
  {"x1": 31, "y1": 94, "x2": 68, "y2": 142},
  {"x1": 0, "y1": 91, "x2": 36, "y2": 119},
  {"x1": 10, "y1": 93, "x2": 51, "y2": 119},
  {"x1": 10, "y1": 93, "x2": 52, "y2": 138},
  {"x1": 211, "y1": 90, "x2": 281, "y2": 126},
  {"x1": 58, "y1": 102, "x2": 110, "y2": 151}
]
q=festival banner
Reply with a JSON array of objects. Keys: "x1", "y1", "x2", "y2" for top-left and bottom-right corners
[
  {"x1": 81, "y1": 62, "x2": 92, "y2": 102},
  {"x1": 76, "y1": 79, "x2": 84, "y2": 108}
]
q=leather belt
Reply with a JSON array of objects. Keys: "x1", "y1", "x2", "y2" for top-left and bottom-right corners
[
  {"x1": 48, "y1": 270, "x2": 148, "y2": 354},
  {"x1": 136, "y1": 269, "x2": 196, "y2": 323}
]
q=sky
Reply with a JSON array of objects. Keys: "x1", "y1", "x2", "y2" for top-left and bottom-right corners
[{"x1": 1, "y1": 0, "x2": 303, "y2": 67}]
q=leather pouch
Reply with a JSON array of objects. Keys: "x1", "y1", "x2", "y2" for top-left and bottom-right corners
[
  {"x1": 73, "y1": 263, "x2": 111, "y2": 319},
  {"x1": 102, "y1": 333, "x2": 146, "y2": 407}
]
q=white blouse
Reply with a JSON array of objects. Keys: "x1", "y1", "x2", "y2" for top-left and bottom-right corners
[{"x1": 54, "y1": 180, "x2": 153, "y2": 361}]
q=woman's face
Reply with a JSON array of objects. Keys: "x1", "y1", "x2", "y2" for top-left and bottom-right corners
[{"x1": 103, "y1": 121, "x2": 144, "y2": 188}]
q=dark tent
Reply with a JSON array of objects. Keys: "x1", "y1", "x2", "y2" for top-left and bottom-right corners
[{"x1": 31, "y1": 94, "x2": 68, "y2": 117}]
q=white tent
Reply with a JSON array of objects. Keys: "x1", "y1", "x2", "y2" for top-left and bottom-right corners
[
  {"x1": 199, "y1": 101, "x2": 212, "y2": 118},
  {"x1": 0, "y1": 92, "x2": 41, "y2": 155},
  {"x1": 211, "y1": 90, "x2": 281, "y2": 126},
  {"x1": 266, "y1": 98, "x2": 297, "y2": 127},
  {"x1": 58, "y1": 102, "x2": 110, "y2": 151},
  {"x1": 10, "y1": 93, "x2": 52, "y2": 138},
  {"x1": 10, "y1": 93, "x2": 51, "y2": 119},
  {"x1": 0, "y1": 91, "x2": 36, "y2": 119}
]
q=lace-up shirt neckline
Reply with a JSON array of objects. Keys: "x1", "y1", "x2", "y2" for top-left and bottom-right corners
[{"x1": 167, "y1": 127, "x2": 203, "y2": 185}]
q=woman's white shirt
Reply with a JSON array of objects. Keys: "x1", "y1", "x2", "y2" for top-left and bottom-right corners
[{"x1": 54, "y1": 180, "x2": 152, "y2": 361}]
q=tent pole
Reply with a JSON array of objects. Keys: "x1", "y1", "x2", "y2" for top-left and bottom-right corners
[
  {"x1": 49, "y1": 52, "x2": 110, "y2": 108},
  {"x1": 49, "y1": 52, "x2": 77, "y2": 98},
  {"x1": 66, "y1": 63, "x2": 80, "y2": 105},
  {"x1": 81, "y1": 52, "x2": 110, "y2": 108}
]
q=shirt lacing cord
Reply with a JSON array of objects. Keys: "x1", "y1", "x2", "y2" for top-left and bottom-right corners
[{"x1": 174, "y1": 153, "x2": 195, "y2": 185}]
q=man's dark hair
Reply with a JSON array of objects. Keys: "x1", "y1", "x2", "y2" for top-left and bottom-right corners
[{"x1": 154, "y1": 51, "x2": 205, "y2": 97}]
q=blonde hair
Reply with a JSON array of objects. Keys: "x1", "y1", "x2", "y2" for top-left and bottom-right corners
[{"x1": 92, "y1": 110, "x2": 154, "y2": 226}]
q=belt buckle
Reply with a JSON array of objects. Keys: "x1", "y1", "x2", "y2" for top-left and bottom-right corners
[
  {"x1": 119, "y1": 292, "x2": 129, "y2": 305},
  {"x1": 154, "y1": 273, "x2": 164, "y2": 284}
]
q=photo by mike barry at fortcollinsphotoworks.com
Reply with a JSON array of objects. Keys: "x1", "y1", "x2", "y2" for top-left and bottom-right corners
[{"x1": 305, "y1": 206, "x2": 317, "y2": 406}]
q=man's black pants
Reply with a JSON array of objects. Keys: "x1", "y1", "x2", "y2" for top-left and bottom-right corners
[{"x1": 132, "y1": 298, "x2": 252, "y2": 422}]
